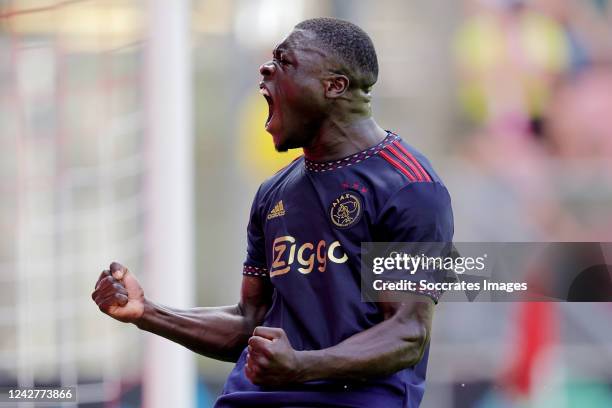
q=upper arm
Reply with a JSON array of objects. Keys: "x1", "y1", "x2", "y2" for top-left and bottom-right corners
[
  {"x1": 376, "y1": 182, "x2": 454, "y2": 243},
  {"x1": 240, "y1": 186, "x2": 272, "y2": 325},
  {"x1": 243, "y1": 185, "x2": 269, "y2": 273},
  {"x1": 375, "y1": 182, "x2": 454, "y2": 304},
  {"x1": 372, "y1": 182, "x2": 449, "y2": 358},
  {"x1": 238, "y1": 276, "x2": 273, "y2": 327}
]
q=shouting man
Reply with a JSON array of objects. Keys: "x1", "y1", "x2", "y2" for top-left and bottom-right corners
[{"x1": 92, "y1": 18, "x2": 453, "y2": 407}]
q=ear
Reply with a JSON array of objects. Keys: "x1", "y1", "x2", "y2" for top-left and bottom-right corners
[{"x1": 323, "y1": 74, "x2": 349, "y2": 98}]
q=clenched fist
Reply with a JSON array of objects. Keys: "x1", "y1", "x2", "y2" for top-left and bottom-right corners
[
  {"x1": 245, "y1": 327, "x2": 304, "y2": 386},
  {"x1": 92, "y1": 262, "x2": 145, "y2": 323}
]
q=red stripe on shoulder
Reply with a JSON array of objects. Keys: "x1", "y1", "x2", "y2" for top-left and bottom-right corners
[
  {"x1": 379, "y1": 150, "x2": 417, "y2": 182},
  {"x1": 392, "y1": 141, "x2": 432, "y2": 182},
  {"x1": 385, "y1": 145, "x2": 423, "y2": 181}
]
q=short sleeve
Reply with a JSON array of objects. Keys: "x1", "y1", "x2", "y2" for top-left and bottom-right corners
[
  {"x1": 375, "y1": 182, "x2": 454, "y2": 302},
  {"x1": 243, "y1": 186, "x2": 269, "y2": 278}
]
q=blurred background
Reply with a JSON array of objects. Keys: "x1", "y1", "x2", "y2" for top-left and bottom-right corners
[{"x1": 1, "y1": 0, "x2": 612, "y2": 407}]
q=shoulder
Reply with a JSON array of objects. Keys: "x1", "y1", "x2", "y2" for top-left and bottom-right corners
[
  {"x1": 368, "y1": 133, "x2": 453, "y2": 239},
  {"x1": 256, "y1": 155, "x2": 304, "y2": 199},
  {"x1": 375, "y1": 182, "x2": 454, "y2": 242},
  {"x1": 363, "y1": 132, "x2": 448, "y2": 203},
  {"x1": 382, "y1": 181, "x2": 452, "y2": 217},
  {"x1": 375, "y1": 133, "x2": 443, "y2": 185},
  {"x1": 247, "y1": 156, "x2": 304, "y2": 225}
]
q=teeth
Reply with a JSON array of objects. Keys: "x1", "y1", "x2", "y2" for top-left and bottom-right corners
[{"x1": 259, "y1": 88, "x2": 270, "y2": 97}]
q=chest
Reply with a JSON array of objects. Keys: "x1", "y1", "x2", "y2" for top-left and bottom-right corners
[{"x1": 261, "y1": 173, "x2": 373, "y2": 278}]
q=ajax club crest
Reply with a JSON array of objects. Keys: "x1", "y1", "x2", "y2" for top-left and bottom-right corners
[{"x1": 330, "y1": 192, "x2": 363, "y2": 229}]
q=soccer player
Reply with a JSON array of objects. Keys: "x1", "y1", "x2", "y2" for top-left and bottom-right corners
[{"x1": 92, "y1": 18, "x2": 453, "y2": 407}]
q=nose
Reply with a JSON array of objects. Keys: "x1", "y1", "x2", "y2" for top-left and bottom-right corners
[{"x1": 259, "y1": 61, "x2": 276, "y2": 77}]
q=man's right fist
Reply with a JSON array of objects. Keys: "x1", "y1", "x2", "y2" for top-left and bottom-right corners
[{"x1": 92, "y1": 262, "x2": 145, "y2": 323}]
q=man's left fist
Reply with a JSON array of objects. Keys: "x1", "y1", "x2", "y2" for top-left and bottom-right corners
[{"x1": 245, "y1": 327, "x2": 303, "y2": 386}]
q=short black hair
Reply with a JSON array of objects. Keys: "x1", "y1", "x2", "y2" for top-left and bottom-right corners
[{"x1": 295, "y1": 18, "x2": 379, "y2": 90}]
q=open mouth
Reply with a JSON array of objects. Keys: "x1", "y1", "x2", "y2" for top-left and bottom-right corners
[{"x1": 259, "y1": 83, "x2": 274, "y2": 129}]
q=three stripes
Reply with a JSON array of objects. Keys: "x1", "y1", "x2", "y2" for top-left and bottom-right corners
[{"x1": 379, "y1": 141, "x2": 432, "y2": 182}]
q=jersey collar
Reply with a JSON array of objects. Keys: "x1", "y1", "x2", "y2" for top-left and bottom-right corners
[{"x1": 304, "y1": 131, "x2": 399, "y2": 173}]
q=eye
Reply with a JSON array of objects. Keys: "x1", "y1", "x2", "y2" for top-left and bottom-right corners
[{"x1": 273, "y1": 50, "x2": 291, "y2": 66}]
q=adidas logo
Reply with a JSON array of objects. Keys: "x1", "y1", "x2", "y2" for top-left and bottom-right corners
[{"x1": 267, "y1": 200, "x2": 286, "y2": 220}]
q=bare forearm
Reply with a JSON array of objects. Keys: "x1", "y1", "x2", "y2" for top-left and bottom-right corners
[
  {"x1": 135, "y1": 299, "x2": 257, "y2": 362},
  {"x1": 297, "y1": 316, "x2": 428, "y2": 382}
]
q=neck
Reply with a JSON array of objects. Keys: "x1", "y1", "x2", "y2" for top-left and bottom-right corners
[{"x1": 303, "y1": 116, "x2": 388, "y2": 162}]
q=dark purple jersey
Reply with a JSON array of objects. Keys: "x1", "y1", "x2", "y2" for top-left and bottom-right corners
[{"x1": 215, "y1": 132, "x2": 454, "y2": 408}]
